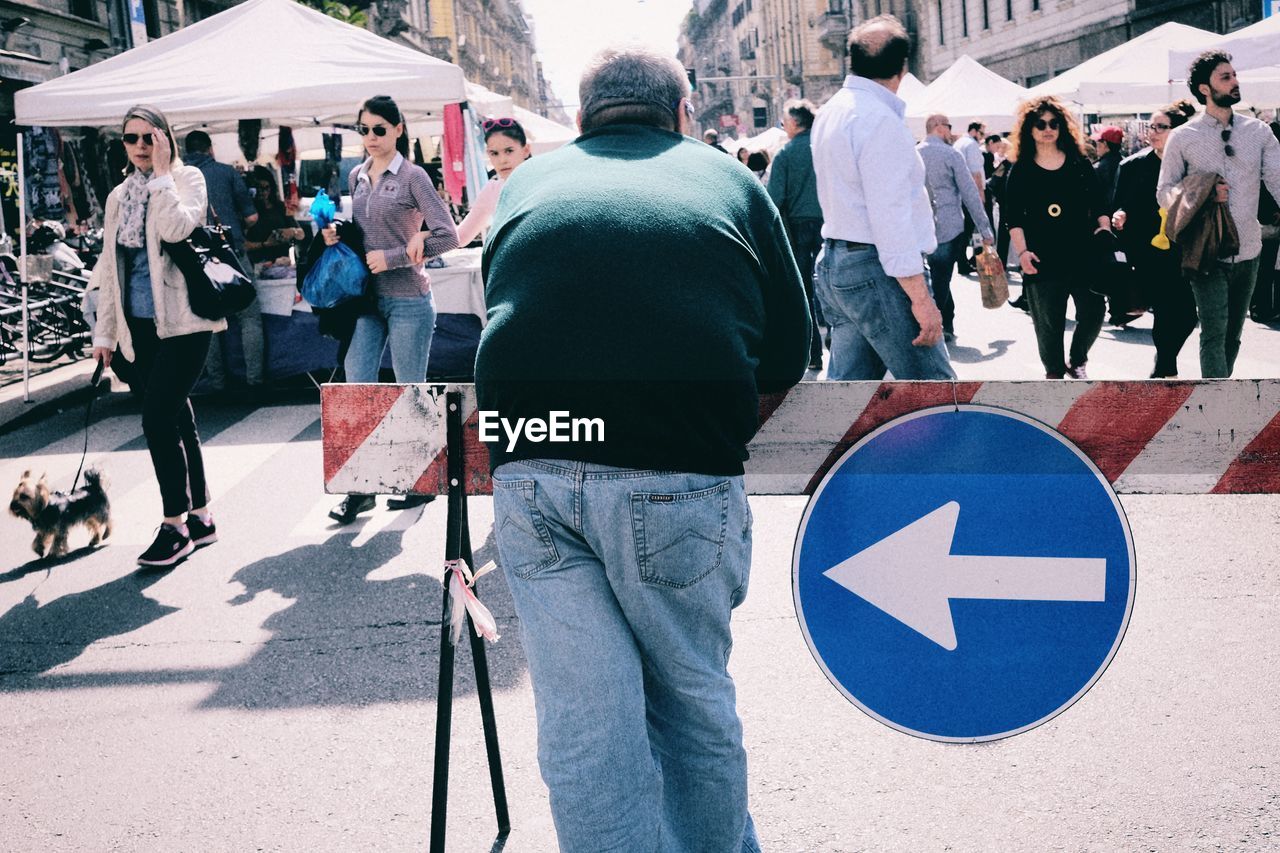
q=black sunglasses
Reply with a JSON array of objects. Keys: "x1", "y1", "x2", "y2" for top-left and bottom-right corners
[
  {"x1": 121, "y1": 133, "x2": 154, "y2": 146},
  {"x1": 1149, "y1": 122, "x2": 1173, "y2": 132},
  {"x1": 354, "y1": 123, "x2": 390, "y2": 137},
  {"x1": 1033, "y1": 118, "x2": 1060, "y2": 131},
  {"x1": 1222, "y1": 127, "x2": 1234, "y2": 158}
]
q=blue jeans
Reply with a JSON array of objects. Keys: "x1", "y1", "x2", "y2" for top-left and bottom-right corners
[
  {"x1": 491, "y1": 460, "x2": 760, "y2": 853},
  {"x1": 814, "y1": 241, "x2": 955, "y2": 380},
  {"x1": 343, "y1": 292, "x2": 437, "y2": 382}
]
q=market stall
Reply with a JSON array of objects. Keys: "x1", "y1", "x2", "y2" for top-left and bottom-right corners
[
  {"x1": 904, "y1": 55, "x2": 1029, "y2": 136},
  {"x1": 12, "y1": 0, "x2": 479, "y2": 386},
  {"x1": 1027, "y1": 22, "x2": 1214, "y2": 112}
]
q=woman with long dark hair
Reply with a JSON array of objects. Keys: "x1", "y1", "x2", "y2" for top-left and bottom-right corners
[
  {"x1": 326, "y1": 95, "x2": 460, "y2": 523},
  {"x1": 90, "y1": 105, "x2": 221, "y2": 566},
  {"x1": 1004, "y1": 96, "x2": 1113, "y2": 379},
  {"x1": 1113, "y1": 100, "x2": 1198, "y2": 377},
  {"x1": 446, "y1": 117, "x2": 533, "y2": 248}
]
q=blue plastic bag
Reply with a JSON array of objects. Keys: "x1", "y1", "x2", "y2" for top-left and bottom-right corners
[
  {"x1": 301, "y1": 191, "x2": 368, "y2": 309},
  {"x1": 302, "y1": 242, "x2": 367, "y2": 309},
  {"x1": 310, "y1": 189, "x2": 336, "y2": 231}
]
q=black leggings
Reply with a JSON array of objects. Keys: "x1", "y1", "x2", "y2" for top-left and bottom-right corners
[{"x1": 121, "y1": 316, "x2": 212, "y2": 518}]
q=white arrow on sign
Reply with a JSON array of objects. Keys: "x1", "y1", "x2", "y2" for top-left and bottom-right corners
[{"x1": 823, "y1": 501, "x2": 1106, "y2": 651}]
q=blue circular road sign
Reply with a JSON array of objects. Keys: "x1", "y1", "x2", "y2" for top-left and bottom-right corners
[{"x1": 793, "y1": 405, "x2": 1135, "y2": 743}]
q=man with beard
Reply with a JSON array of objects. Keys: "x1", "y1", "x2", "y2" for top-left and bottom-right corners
[{"x1": 1157, "y1": 51, "x2": 1280, "y2": 377}]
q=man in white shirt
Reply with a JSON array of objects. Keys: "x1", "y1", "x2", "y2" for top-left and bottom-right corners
[{"x1": 810, "y1": 14, "x2": 954, "y2": 380}]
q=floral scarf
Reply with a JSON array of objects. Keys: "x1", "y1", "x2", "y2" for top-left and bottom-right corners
[{"x1": 116, "y1": 169, "x2": 152, "y2": 249}]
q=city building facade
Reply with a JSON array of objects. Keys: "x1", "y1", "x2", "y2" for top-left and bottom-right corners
[
  {"x1": 920, "y1": 0, "x2": 1262, "y2": 86},
  {"x1": 378, "y1": 0, "x2": 561, "y2": 117}
]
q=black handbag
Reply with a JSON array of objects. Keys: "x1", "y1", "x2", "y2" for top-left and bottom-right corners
[{"x1": 162, "y1": 210, "x2": 255, "y2": 320}]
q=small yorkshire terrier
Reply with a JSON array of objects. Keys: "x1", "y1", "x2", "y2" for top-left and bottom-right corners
[{"x1": 9, "y1": 468, "x2": 112, "y2": 559}]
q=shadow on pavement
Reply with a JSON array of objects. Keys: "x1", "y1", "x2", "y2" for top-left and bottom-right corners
[
  {"x1": 947, "y1": 339, "x2": 1016, "y2": 364},
  {"x1": 201, "y1": 523, "x2": 526, "y2": 710},
  {"x1": 0, "y1": 568, "x2": 178, "y2": 682}
]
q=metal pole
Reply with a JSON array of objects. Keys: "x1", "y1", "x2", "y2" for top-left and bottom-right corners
[
  {"x1": 16, "y1": 131, "x2": 29, "y2": 403},
  {"x1": 461, "y1": 500, "x2": 511, "y2": 839},
  {"x1": 429, "y1": 392, "x2": 465, "y2": 853},
  {"x1": 429, "y1": 389, "x2": 509, "y2": 849}
]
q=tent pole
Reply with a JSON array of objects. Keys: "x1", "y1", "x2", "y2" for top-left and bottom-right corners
[{"x1": 17, "y1": 131, "x2": 30, "y2": 404}]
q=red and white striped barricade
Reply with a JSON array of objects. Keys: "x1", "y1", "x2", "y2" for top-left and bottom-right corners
[{"x1": 323, "y1": 380, "x2": 1280, "y2": 498}]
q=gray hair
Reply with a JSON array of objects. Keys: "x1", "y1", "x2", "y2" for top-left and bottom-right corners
[{"x1": 579, "y1": 46, "x2": 691, "y2": 133}]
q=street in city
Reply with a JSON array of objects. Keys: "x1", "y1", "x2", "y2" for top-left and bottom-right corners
[{"x1": 2, "y1": 278, "x2": 1278, "y2": 852}]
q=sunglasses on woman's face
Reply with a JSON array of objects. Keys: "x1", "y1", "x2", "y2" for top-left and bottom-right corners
[
  {"x1": 355, "y1": 123, "x2": 390, "y2": 137},
  {"x1": 1033, "y1": 118, "x2": 1060, "y2": 132},
  {"x1": 122, "y1": 133, "x2": 154, "y2": 146},
  {"x1": 1149, "y1": 123, "x2": 1172, "y2": 132}
]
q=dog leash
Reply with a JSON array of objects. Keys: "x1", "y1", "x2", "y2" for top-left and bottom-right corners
[{"x1": 70, "y1": 357, "x2": 105, "y2": 493}]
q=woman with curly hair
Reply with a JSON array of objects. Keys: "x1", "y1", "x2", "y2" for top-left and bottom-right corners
[
  {"x1": 1112, "y1": 100, "x2": 1199, "y2": 377},
  {"x1": 1004, "y1": 96, "x2": 1114, "y2": 379}
]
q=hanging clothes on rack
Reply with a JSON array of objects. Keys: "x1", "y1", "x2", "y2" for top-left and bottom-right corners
[
  {"x1": 276, "y1": 126, "x2": 300, "y2": 215},
  {"x1": 23, "y1": 126, "x2": 65, "y2": 220}
]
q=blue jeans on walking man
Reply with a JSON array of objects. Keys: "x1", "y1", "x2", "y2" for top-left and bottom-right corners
[
  {"x1": 492, "y1": 460, "x2": 761, "y2": 853},
  {"x1": 814, "y1": 240, "x2": 955, "y2": 380}
]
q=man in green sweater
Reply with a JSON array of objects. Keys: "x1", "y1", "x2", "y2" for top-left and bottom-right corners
[
  {"x1": 477, "y1": 45, "x2": 810, "y2": 853},
  {"x1": 768, "y1": 98, "x2": 826, "y2": 371}
]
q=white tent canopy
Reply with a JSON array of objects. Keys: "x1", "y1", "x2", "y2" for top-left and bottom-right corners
[
  {"x1": 904, "y1": 55, "x2": 1028, "y2": 135},
  {"x1": 1165, "y1": 16, "x2": 1280, "y2": 108},
  {"x1": 897, "y1": 72, "x2": 927, "y2": 104},
  {"x1": 1028, "y1": 22, "x2": 1213, "y2": 111},
  {"x1": 726, "y1": 126, "x2": 788, "y2": 157},
  {"x1": 1169, "y1": 15, "x2": 1280, "y2": 77},
  {"x1": 14, "y1": 0, "x2": 466, "y2": 129}
]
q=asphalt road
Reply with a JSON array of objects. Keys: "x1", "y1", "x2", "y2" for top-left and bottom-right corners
[{"x1": 2, "y1": 383, "x2": 1278, "y2": 851}]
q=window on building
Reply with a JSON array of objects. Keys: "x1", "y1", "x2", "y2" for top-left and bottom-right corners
[
  {"x1": 71, "y1": 0, "x2": 98, "y2": 21},
  {"x1": 981, "y1": 0, "x2": 989, "y2": 29},
  {"x1": 1006, "y1": 0, "x2": 1013, "y2": 21},
  {"x1": 106, "y1": 0, "x2": 131, "y2": 49},
  {"x1": 961, "y1": 0, "x2": 968, "y2": 37},
  {"x1": 143, "y1": 0, "x2": 160, "y2": 38},
  {"x1": 1032, "y1": 0, "x2": 1040, "y2": 10},
  {"x1": 937, "y1": 0, "x2": 944, "y2": 44},
  {"x1": 754, "y1": 106, "x2": 768, "y2": 129}
]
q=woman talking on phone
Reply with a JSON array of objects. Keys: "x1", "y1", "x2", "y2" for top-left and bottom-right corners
[
  {"x1": 327, "y1": 95, "x2": 459, "y2": 524},
  {"x1": 90, "y1": 105, "x2": 222, "y2": 567}
]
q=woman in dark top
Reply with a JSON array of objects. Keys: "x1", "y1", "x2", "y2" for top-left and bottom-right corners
[
  {"x1": 1113, "y1": 100, "x2": 1198, "y2": 377},
  {"x1": 1005, "y1": 96, "x2": 1113, "y2": 379},
  {"x1": 243, "y1": 165, "x2": 303, "y2": 265}
]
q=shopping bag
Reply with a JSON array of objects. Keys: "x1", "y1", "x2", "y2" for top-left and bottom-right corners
[
  {"x1": 301, "y1": 241, "x2": 368, "y2": 309},
  {"x1": 975, "y1": 246, "x2": 1009, "y2": 309}
]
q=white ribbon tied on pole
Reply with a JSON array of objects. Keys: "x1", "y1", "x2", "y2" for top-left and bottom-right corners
[{"x1": 447, "y1": 559, "x2": 500, "y2": 645}]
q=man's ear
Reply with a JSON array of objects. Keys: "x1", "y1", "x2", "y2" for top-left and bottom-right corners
[{"x1": 576, "y1": 111, "x2": 584, "y2": 133}]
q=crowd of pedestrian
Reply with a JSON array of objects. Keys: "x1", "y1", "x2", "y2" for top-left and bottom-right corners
[{"x1": 711, "y1": 17, "x2": 1278, "y2": 382}]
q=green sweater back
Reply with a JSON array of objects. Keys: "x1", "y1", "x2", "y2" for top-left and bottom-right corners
[{"x1": 476, "y1": 123, "x2": 811, "y2": 475}]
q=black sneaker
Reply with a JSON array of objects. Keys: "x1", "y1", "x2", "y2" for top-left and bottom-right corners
[
  {"x1": 187, "y1": 514, "x2": 218, "y2": 548},
  {"x1": 386, "y1": 494, "x2": 436, "y2": 510},
  {"x1": 137, "y1": 523, "x2": 194, "y2": 567},
  {"x1": 329, "y1": 494, "x2": 376, "y2": 524}
]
